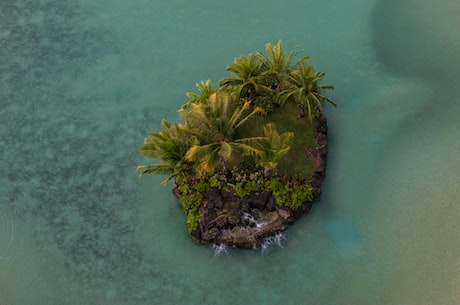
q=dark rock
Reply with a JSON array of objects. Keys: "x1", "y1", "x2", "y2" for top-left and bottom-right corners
[
  {"x1": 312, "y1": 113, "x2": 328, "y2": 197},
  {"x1": 266, "y1": 194, "x2": 276, "y2": 211},
  {"x1": 317, "y1": 115, "x2": 328, "y2": 134},
  {"x1": 228, "y1": 215, "x2": 240, "y2": 226},
  {"x1": 201, "y1": 198, "x2": 214, "y2": 210},
  {"x1": 189, "y1": 228, "x2": 201, "y2": 241},
  {"x1": 316, "y1": 133, "x2": 328, "y2": 146},
  {"x1": 172, "y1": 184, "x2": 180, "y2": 198},
  {"x1": 240, "y1": 201, "x2": 250, "y2": 214},
  {"x1": 204, "y1": 188, "x2": 223, "y2": 208},
  {"x1": 276, "y1": 207, "x2": 295, "y2": 223},
  {"x1": 315, "y1": 155, "x2": 326, "y2": 175},
  {"x1": 244, "y1": 191, "x2": 269, "y2": 210},
  {"x1": 214, "y1": 215, "x2": 228, "y2": 228},
  {"x1": 202, "y1": 227, "x2": 220, "y2": 242},
  {"x1": 221, "y1": 189, "x2": 237, "y2": 201}
]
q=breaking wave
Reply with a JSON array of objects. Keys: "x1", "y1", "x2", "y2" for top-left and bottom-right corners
[
  {"x1": 212, "y1": 243, "x2": 229, "y2": 257},
  {"x1": 260, "y1": 232, "x2": 287, "y2": 254}
]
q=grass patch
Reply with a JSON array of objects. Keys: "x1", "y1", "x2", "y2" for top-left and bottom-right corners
[{"x1": 238, "y1": 102, "x2": 317, "y2": 179}]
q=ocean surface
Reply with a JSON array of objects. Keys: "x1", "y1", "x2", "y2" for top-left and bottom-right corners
[{"x1": 1, "y1": 0, "x2": 459, "y2": 304}]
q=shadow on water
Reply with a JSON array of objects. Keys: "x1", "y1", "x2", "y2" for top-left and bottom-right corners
[
  {"x1": 370, "y1": 0, "x2": 460, "y2": 161},
  {"x1": 368, "y1": 0, "x2": 460, "y2": 303},
  {"x1": 372, "y1": 0, "x2": 460, "y2": 82}
]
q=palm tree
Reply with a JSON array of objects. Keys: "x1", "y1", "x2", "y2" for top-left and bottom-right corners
[
  {"x1": 182, "y1": 79, "x2": 217, "y2": 109},
  {"x1": 137, "y1": 119, "x2": 200, "y2": 185},
  {"x1": 180, "y1": 91, "x2": 265, "y2": 173},
  {"x1": 256, "y1": 40, "x2": 310, "y2": 93},
  {"x1": 219, "y1": 54, "x2": 272, "y2": 103},
  {"x1": 255, "y1": 123, "x2": 294, "y2": 177},
  {"x1": 278, "y1": 62, "x2": 336, "y2": 122}
]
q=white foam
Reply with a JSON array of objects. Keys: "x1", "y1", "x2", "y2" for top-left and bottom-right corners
[
  {"x1": 260, "y1": 232, "x2": 287, "y2": 255},
  {"x1": 212, "y1": 243, "x2": 229, "y2": 257}
]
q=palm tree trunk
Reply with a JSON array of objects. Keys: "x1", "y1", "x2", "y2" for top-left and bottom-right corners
[
  {"x1": 220, "y1": 156, "x2": 229, "y2": 173},
  {"x1": 299, "y1": 104, "x2": 305, "y2": 118},
  {"x1": 248, "y1": 87, "x2": 256, "y2": 104}
]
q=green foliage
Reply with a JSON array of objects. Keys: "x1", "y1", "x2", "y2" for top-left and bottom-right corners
[
  {"x1": 220, "y1": 54, "x2": 271, "y2": 103},
  {"x1": 208, "y1": 172, "x2": 231, "y2": 191},
  {"x1": 264, "y1": 176, "x2": 290, "y2": 205},
  {"x1": 256, "y1": 40, "x2": 310, "y2": 91},
  {"x1": 255, "y1": 123, "x2": 294, "y2": 171},
  {"x1": 218, "y1": 40, "x2": 335, "y2": 118},
  {"x1": 137, "y1": 119, "x2": 200, "y2": 185},
  {"x1": 139, "y1": 41, "x2": 335, "y2": 181},
  {"x1": 254, "y1": 95, "x2": 276, "y2": 113},
  {"x1": 186, "y1": 212, "x2": 203, "y2": 231},
  {"x1": 229, "y1": 168, "x2": 265, "y2": 198},
  {"x1": 277, "y1": 62, "x2": 336, "y2": 122},
  {"x1": 183, "y1": 79, "x2": 217, "y2": 109},
  {"x1": 180, "y1": 92, "x2": 265, "y2": 173},
  {"x1": 175, "y1": 166, "x2": 314, "y2": 230},
  {"x1": 208, "y1": 167, "x2": 313, "y2": 210},
  {"x1": 138, "y1": 41, "x2": 333, "y2": 220},
  {"x1": 175, "y1": 176, "x2": 204, "y2": 230},
  {"x1": 195, "y1": 178, "x2": 209, "y2": 193},
  {"x1": 264, "y1": 176, "x2": 313, "y2": 209}
]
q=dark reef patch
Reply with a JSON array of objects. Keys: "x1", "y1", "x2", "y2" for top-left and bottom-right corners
[{"x1": 0, "y1": 0, "x2": 146, "y2": 289}]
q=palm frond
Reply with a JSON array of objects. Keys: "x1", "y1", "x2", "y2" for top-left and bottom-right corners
[
  {"x1": 183, "y1": 80, "x2": 217, "y2": 109},
  {"x1": 185, "y1": 143, "x2": 219, "y2": 162},
  {"x1": 255, "y1": 123, "x2": 294, "y2": 169},
  {"x1": 137, "y1": 163, "x2": 173, "y2": 175}
]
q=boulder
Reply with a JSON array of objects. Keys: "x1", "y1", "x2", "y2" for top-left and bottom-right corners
[
  {"x1": 217, "y1": 212, "x2": 286, "y2": 249},
  {"x1": 244, "y1": 191, "x2": 270, "y2": 210},
  {"x1": 276, "y1": 207, "x2": 295, "y2": 223}
]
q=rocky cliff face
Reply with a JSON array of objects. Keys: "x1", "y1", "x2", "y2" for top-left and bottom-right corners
[{"x1": 175, "y1": 115, "x2": 328, "y2": 249}]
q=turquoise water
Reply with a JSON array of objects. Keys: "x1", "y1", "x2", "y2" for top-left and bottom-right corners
[{"x1": 1, "y1": 0, "x2": 459, "y2": 304}]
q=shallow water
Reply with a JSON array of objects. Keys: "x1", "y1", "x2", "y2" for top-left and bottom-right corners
[{"x1": 1, "y1": 0, "x2": 459, "y2": 304}]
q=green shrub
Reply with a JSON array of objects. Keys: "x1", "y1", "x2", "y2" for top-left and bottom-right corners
[
  {"x1": 284, "y1": 184, "x2": 313, "y2": 209},
  {"x1": 208, "y1": 172, "x2": 230, "y2": 191},
  {"x1": 176, "y1": 176, "x2": 204, "y2": 230},
  {"x1": 254, "y1": 96, "x2": 275, "y2": 114},
  {"x1": 265, "y1": 177, "x2": 290, "y2": 206},
  {"x1": 175, "y1": 167, "x2": 314, "y2": 230},
  {"x1": 264, "y1": 176, "x2": 313, "y2": 209}
]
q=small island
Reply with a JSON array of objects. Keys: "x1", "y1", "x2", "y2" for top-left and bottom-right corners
[{"x1": 138, "y1": 41, "x2": 336, "y2": 249}]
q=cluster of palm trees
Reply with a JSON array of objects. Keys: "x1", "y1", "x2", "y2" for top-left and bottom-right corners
[
  {"x1": 137, "y1": 90, "x2": 292, "y2": 184},
  {"x1": 220, "y1": 40, "x2": 336, "y2": 122},
  {"x1": 137, "y1": 41, "x2": 335, "y2": 184}
]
